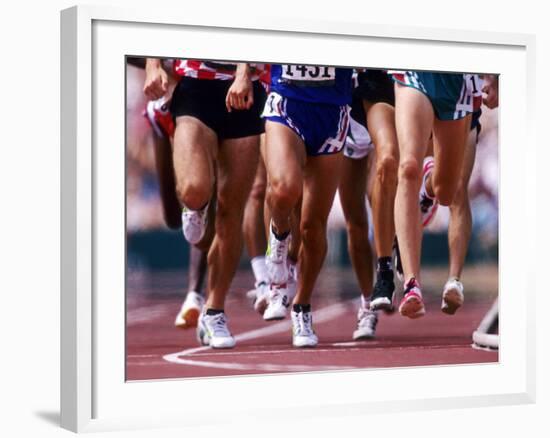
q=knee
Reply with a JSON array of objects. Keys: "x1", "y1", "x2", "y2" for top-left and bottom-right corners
[
  {"x1": 249, "y1": 179, "x2": 267, "y2": 204},
  {"x1": 345, "y1": 215, "x2": 368, "y2": 241},
  {"x1": 398, "y1": 158, "x2": 422, "y2": 184},
  {"x1": 269, "y1": 177, "x2": 301, "y2": 210},
  {"x1": 432, "y1": 183, "x2": 457, "y2": 207},
  {"x1": 376, "y1": 154, "x2": 398, "y2": 186},
  {"x1": 300, "y1": 219, "x2": 326, "y2": 249},
  {"x1": 176, "y1": 180, "x2": 211, "y2": 211},
  {"x1": 448, "y1": 184, "x2": 469, "y2": 210}
]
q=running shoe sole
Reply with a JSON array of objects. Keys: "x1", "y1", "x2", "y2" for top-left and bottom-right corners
[
  {"x1": 441, "y1": 288, "x2": 464, "y2": 315},
  {"x1": 196, "y1": 324, "x2": 236, "y2": 348},
  {"x1": 370, "y1": 297, "x2": 394, "y2": 312},
  {"x1": 399, "y1": 293, "x2": 426, "y2": 319},
  {"x1": 175, "y1": 307, "x2": 200, "y2": 329},
  {"x1": 352, "y1": 331, "x2": 376, "y2": 341},
  {"x1": 293, "y1": 338, "x2": 318, "y2": 348},
  {"x1": 254, "y1": 297, "x2": 269, "y2": 315},
  {"x1": 263, "y1": 312, "x2": 286, "y2": 321},
  {"x1": 211, "y1": 338, "x2": 236, "y2": 349}
]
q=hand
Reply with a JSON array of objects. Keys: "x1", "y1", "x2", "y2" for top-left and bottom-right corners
[
  {"x1": 482, "y1": 74, "x2": 499, "y2": 109},
  {"x1": 225, "y1": 64, "x2": 253, "y2": 112},
  {"x1": 143, "y1": 59, "x2": 168, "y2": 101}
]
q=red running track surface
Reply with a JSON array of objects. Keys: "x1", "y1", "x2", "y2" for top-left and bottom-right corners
[{"x1": 126, "y1": 265, "x2": 498, "y2": 381}]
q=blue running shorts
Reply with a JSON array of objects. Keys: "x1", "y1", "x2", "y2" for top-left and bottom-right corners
[{"x1": 262, "y1": 91, "x2": 350, "y2": 156}]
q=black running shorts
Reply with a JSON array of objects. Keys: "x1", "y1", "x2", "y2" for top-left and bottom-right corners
[
  {"x1": 356, "y1": 69, "x2": 395, "y2": 106},
  {"x1": 170, "y1": 76, "x2": 266, "y2": 139}
]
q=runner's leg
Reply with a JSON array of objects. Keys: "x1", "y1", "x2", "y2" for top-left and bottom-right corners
[
  {"x1": 172, "y1": 116, "x2": 217, "y2": 211},
  {"x1": 265, "y1": 121, "x2": 306, "y2": 237},
  {"x1": 243, "y1": 148, "x2": 268, "y2": 259},
  {"x1": 151, "y1": 134, "x2": 181, "y2": 229},
  {"x1": 394, "y1": 84, "x2": 433, "y2": 283},
  {"x1": 439, "y1": 121, "x2": 476, "y2": 314},
  {"x1": 448, "y1": 124, "x2": 476, "y2": 279},
  {"x1": 188, "y1": 245, "x2": 208, "y2": 295},
  {"x1": 338, "y1": 155, "x2": 373, "y2": 299},
  {"x1": 364, "y1": 101, "x2": 399, "y2": 259},
  {"x1": 294, "y1": 153, "x2": 343, "y2": 305},
  {"x1": 430, "y1": 117, "x2": 469, "y2": 206},
  {"x1": 174, "y1": 244, "x2": 208, "y2": 329},
  {"x1": 205, "y1": 135, "x2": 260, "y2": 310}
]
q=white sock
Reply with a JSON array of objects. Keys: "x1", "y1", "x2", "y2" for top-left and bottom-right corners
[{"x1": 251, "y1": 256, "x2": 268, "y2": 286}]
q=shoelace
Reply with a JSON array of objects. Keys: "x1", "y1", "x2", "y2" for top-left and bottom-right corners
[
  {"x1": 297, "y1": 312, "x2": 314, "y2": 336},
  {"x1": 184, "y1": 210, "x2": 205, "y2": 225},
  {"x1": 404, "y1": 278, "x2": 420, "y2": 294},
  {"x1": 357, "y1": 308, "x2": 378, "y2": 329},
  {"x1": 274, "y1": 240, "x2": 286, "y2": 260},
  {"x1": 270, "y1": 233, "x2": 288, "y2": 261},
  {"x1": 209, "y1": 313, "x2": 230, "y2": 336},
  {"x1": 269, "y1": 287, "x2": 288, "y2": 304}
]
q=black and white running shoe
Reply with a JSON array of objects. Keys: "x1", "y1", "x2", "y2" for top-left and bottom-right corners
[{"x1": 369, "y1": 270, "x2": 395, "y2": 312}]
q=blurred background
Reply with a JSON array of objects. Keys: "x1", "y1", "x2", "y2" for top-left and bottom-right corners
[{"x1": 126, "y1": 61, "x2": 498, "y2": 286}]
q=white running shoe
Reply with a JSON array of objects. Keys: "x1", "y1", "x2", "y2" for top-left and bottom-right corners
[
  {"x1": 181, "y1": 204, "x2": 208, "y2": 245},
  {"x1": 174, "y1": 291, "x2": 204, "y2": 329},
  {"x1": 266, "y1": 222, "x2": 290, "y2": 285},
  {"x1": 353, "y1": 302, "x2": 378, "y2": 340},
  {"x1": 291, "y1": 308, "x2": 318, "y2": 348},
  {"x1": 441, "y1": 278, "x2": 464, "y2": 315},
  {"x1": 197, "y1": 310, "x2": 236, "y2": 349},
  {"x1": 263, "y1": 284, "x2": 290, "y2": 321},
  {"x1": 253, "y1": 281, "x2": 270, "y2": 315},
  {"x1": 420, "y1": 157, "x2": 439, "y2": 227}
]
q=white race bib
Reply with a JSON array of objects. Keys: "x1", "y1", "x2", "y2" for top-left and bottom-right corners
[
  {"x1": 465, "y1": 74, "x2": 483, "y2": 97},
  {"x1": 262, "y1": 92, "x2": 284, "y2": 118},
  {"x1": 280, "y1": 65, "x2": 336, "y2": 85}
]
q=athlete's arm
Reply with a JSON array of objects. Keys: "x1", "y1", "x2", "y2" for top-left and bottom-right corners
[
  {"x1": 481, "y1": 74, "x2": 499, "y2": 109},
  {"x1": 225, "y1": 63, "x2": 254, "y2": 112},
  {"x1": 143, "y1": 58, "x2": 169, "y2": 101}
]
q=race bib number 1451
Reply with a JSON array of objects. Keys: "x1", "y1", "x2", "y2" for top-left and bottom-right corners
[{"x1": 281, "y1": 65, "x2": 336, "y2": 86}]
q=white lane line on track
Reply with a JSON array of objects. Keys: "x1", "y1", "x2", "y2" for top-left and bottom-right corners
[
  {"x1": 162, "y1": 301, "x2": 358, "y2": 372},
  {"x1": 132, "y1": 343, "x2": 474, "y2": 361}
]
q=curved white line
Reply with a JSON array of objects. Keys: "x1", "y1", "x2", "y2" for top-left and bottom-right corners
[{"x1": 162, "y1": 302, "x2": 357, "y2": 372}]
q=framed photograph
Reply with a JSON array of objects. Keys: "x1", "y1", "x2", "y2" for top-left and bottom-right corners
[{"x1": 61, "y1": 4, "x2": 536, "y2": 433}]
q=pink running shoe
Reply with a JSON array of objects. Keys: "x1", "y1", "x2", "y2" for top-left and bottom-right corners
[{"x1": 399, "y1": 278, "x2": 426, "y2": 319}]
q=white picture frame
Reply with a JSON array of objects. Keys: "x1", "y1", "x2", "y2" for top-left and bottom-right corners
[{"x1": 60, "y1": 4, "x2": 536, "y2": 433}]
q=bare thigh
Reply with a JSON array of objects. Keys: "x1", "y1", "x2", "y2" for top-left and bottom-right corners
[
  {"x1": 264, "y1": 121, "x2": 306, "y2": 201},
  {"x1": 172, "y1": 116, "x2": 218, "y2": 209},
  {"x1": 431, "y1": 116, "x2": 469, "y2": 206},
  {"x1": 217, "y1": 136, "x2": 260, "y2": 210}
]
